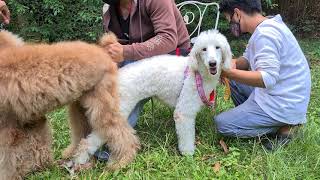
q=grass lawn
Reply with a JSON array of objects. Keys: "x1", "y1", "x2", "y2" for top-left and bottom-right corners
[{"x1": 27, "y1": 39, "x2": 320, "y2": 179}]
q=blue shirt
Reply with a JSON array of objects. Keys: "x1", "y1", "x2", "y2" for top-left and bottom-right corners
[{"x1": 243, "y1": 15, "x2": 311, "y2": 124}]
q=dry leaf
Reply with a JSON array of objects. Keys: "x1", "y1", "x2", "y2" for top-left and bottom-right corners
[
  {"x1": 212, "y1": 162, "x2": 221, "y2": 173},
  {"x1": 223, "y1": 78, "x2": 231, "y2": 101},
  {"x1": 201, "y1": 154, "x2": 215, "y2": 161},
  {"x1": 57, "y1": 159, "x2": 93, "y2": 176},
  {"x1": 219, "y1": 139, "x2": 229, "y2": 154},
  {"x1": 195, "y1": 136, "x2": 202, "y2": 145},
  {"x1": 57, "y1": 159, "x2": 76, "y2": 176},
  {"x1": 73, "y1": 162, "x2": 93, "y2": 172}
]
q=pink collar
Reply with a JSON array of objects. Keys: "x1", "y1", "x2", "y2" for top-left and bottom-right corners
[{"x1": 184, "y1": 67, "x2": 216, "y2": 108}]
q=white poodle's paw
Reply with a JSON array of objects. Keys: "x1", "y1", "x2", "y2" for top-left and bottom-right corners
[
  {"x1": 74, "y1": 151, "x2": 90, "y2": 165},
  {"x1": 180, "y1": 149, "x2": 195, "y2": 156},
  {"x1": 73, "y1": 139, "x2": 91, "y2": 165},
  {"x1": 178, "y1": 145, "x2": 195, "y2": 156}
]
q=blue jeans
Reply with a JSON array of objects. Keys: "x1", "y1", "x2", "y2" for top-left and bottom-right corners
[
  {"x1": 214, "y1": 80, "x2": 286, "y2": 138},
  {"x1": 119, "y1": 60, "x2": 149, "y2": 127}
]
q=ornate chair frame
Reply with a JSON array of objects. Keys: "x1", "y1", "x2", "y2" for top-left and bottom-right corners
[{"x1": 177, "y1": 1, "x2": 220, "y2": 37}]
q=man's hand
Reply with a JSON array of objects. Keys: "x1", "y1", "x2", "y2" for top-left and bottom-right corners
[
  {"x1": 0, "y1": 1, "x2": 10, "y2": 24},
  {"x1": 221, "y1": 68, "x2": 232, "y2": 79},
  {"x1": 231, "y1": 58, "x2": 237, "y2": 69},
  {"x1": 221, "y1": 59, "x2": 237, "y2": 78},
  {"x1": 105, "y1": 42, "x2": 124, "y2": 63}
]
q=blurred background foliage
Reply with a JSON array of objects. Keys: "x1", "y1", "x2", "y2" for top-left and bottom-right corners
[
  {"x1": 5, "y1": 0, "x2": 319, "y2": 42},
  {"x1": 7, "y1": 0, "x2": 104, "y2": 42}
]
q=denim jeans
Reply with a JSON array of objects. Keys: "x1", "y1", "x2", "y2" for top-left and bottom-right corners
[{"x1": 214, "y1": 80, "x2": 286, "y2": 138}]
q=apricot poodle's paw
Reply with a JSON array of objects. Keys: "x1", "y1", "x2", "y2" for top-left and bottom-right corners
[{"x1": 62, "y1": 144, "x2": 77, "y2": 159}]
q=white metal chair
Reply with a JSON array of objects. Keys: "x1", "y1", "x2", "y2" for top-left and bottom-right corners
[{"x1": 177, "y1": 1, "x2": 220, "y2": 37}]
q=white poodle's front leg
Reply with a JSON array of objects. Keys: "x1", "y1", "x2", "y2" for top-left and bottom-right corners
[
  {"x1": 174, "y1": 111, "x2": 197, "y2": 155},
  {"x1": 174, "y1": 98, "x2": 201, "y2": 155}
]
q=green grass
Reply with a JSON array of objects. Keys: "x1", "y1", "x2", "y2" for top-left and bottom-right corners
[{"x1": 26, "y1": 39, "x2": 320, "y2": 179}]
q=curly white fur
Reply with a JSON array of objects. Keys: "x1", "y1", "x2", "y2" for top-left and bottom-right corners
[{"x1": 119, "y1": 30, "x2": 232, "y2": 155}]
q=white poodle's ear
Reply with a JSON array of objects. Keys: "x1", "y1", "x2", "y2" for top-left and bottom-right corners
[
  {"x1": 222, "y1": 43, "x2": 233, "y2": 70},
  {"x1": 190, "y1": 37, "x2": 197, "y2": 44},
  {"x1": 189, "y1": 52, "x2": 199, "y2": 70}
]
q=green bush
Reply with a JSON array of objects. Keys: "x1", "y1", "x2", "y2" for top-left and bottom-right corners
[
  {"x1": 6, "y1": 0, "x2": 276, "y2": 42},
  {"x1": 7, "y1": 0, "x2": 104, "y2": 42}
]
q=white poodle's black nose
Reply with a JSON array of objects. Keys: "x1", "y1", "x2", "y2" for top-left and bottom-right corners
[
  {"x1": 209, "y1": 61, "x2": 217, "y2": 75},
  {"x1": 209, "y1": 61, "x2": 217, "y2": 68}
]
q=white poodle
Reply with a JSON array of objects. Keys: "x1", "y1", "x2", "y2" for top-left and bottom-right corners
[{"x1": 118, "y1": 30, "x2": 232, "y2": 155}]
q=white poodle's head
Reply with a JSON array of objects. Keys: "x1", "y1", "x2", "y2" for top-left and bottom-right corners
[{"x1": 189, "y1": 30, "x2": 232, "y2": 77}]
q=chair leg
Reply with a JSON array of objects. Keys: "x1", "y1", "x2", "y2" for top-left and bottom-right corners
[{"x1": 151, "y1": 98, "x2": 155, "y2": 122}]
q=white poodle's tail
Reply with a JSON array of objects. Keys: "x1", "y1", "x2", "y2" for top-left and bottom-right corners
[{"x1": 0, "y1": 30, "x2": 24, "y2": 49}]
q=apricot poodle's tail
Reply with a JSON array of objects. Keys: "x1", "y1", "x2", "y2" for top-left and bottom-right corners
[
  {"x1": 0, "y1": 30, "x2": 24, "y2": 49},
  {"x1": 99, "y1": 32, "x2": 118, "y2": 47}
]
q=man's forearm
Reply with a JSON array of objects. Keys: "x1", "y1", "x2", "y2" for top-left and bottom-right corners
[
  {"x1": 123, "y1": 34, "x2": 177, "y2": 60},
  {"x1": 225, "y1": 69, "x2": 266, "y2": 88}
]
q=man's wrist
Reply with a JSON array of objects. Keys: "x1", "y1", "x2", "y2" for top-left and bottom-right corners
[{"x1": 223, "y1": 69, "x2": 235, "y2": 79}]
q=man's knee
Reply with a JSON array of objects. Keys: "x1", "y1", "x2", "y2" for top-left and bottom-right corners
[
  {"x1": 214, "y1": 114, "x2": 236, "y2": 137},
  {"x1": 214, "y1": 113, "x2": 274, "y2": 138}
]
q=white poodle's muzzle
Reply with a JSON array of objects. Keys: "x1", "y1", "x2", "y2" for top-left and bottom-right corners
[
  {"x1": 208, "y1": 60, "x2": 217, "y2": 75},
  {"x1": 205, "y1": 47, "x2": 222, "y2": 76}
]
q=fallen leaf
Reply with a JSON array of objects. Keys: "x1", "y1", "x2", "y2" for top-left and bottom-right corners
[
  {"x1": 57, "y1": 160, "x2": 76, "y2": 176},
  {"x1": 201, "y1": 154, "x2": 215, "y2": 161},
  {"x1": 57, "y1": 159, "x2": 73, "y2": 168},
  {"x1": 219, "y1": 139, "x2": 229, "y2": 154},
  {"x1": 73, "y1": 162, "x2": 93, "y2": 172},
  {"x1": 195, "y1": 136, "x2": 202, "y2": 145},
  {"x1": 223, "y1": 78, "x2": 231, "y2": 101},
  {"x1": 212, "y1": 162, "x2": 221, "y2": 173},
  {"x1": 57, "y1": 159, "x2": 93, "y2": 176}
]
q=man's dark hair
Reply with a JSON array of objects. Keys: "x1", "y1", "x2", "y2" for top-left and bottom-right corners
[{"x1": 219, "y1": 0, "x2": 262, "y2": 15}]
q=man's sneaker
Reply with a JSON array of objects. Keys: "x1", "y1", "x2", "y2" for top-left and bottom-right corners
[
  {"x1": 261, "y1": 125, "x2": 301, "y2": 151},
  {"x1": 94, "y1": 145, "x2": 110, "y2": 161},
  {"x1": 262, "y1": 133, "x2": 293, "y2": 151}
]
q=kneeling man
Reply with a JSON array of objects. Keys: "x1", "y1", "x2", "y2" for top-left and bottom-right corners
[{"x1": 215, "y1": 0, "x2": 311, "y2": 150}]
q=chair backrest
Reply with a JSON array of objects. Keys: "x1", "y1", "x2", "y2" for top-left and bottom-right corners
[{"x1": 177, "y1": 1, "x2": 220, "y2": 37}]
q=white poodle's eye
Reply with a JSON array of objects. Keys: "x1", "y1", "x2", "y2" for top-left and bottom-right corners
[
  {"x1": 216, "y1": 46, "x2": 221, "y2": 50},
  {"x1": 202, "y1": 48, "x2": 207, "y2": 51}
]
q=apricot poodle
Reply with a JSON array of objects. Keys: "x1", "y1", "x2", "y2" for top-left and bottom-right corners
[{"x1": 0, "y1": 30, "x2": 139, "y2": 179}]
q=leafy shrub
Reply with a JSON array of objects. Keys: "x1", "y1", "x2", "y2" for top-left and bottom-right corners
[
  {"x1": 7, "y1": 0, "x2": 104, "y2": 42},
  {"x1": 6, "y1": 0, "x2": 317, "y2": 42}
]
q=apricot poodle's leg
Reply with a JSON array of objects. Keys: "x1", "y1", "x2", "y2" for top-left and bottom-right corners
[
  {"x1": 62, "y1": 101, "x2": 91, "y2": 159},
  {"x1": 0, "y1": 113, "x2": 23, "y2": 180},
  {"x1": 0, "y1": 128, "x2": 22, "y2": 180},
  {"x1": 74, "y1": 71, "x2": 139, "y2": 169},
  {"x1": 26, "y1": 116, "x2": 53, "y2": 173},
  {"x1": 0, "y1": 116, "x2": 53, "y2": 180}
]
